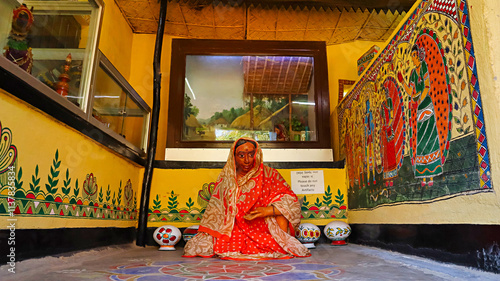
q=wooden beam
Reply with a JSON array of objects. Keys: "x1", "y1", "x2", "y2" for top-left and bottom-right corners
[
  {"x1": 282, "y1": 57, "x2": 293, "y2": 93},
  {"x1": 303, "y1": 7, "x2": 311, "y2": 40},
  {"x1": 378, "y1": 10, "x2": 401, "y2": 40},
  {"x1": 212, "y1": 4, "x2": 217, "y2": 37},
  {"x1": 267, "y1": 56, "x2": 275, "y2": 93},
  {"x1": 136, "y1": 0, "x2": 168, "y2": 247},
  {"x1": 244, "y1": 4, "x2": 248, "y2": 39},
  {"x1": 297, "y1": 57, "x2": 311, "y2": 93},
  {"x1": 290, "y1": 57, "x2": 301, "y2": 93},
  {"x1": 275, "y1": 8, "x2": 279, "y2": 40},
  {"x1": 251, "y1": 57, "x2": 258, "y2": 92},
  {"x1": 327, "y1": 7, "x2": 343, "y2": 44},
  {"x1": 275, "y1": 56, "x2": 285, "y2": 93},
  {"x1": 178, "y1": 2, "x2": 189, "y2": 37},
  {"x1": 354, "y1": 9, "x2": 375, "y2": 41},
  {"x1": 259, "y1": 56, "x2": 268, "y2": 92}
]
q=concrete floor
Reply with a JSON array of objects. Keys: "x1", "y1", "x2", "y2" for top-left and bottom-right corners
[{"x1": 1, "y1": 243, "x2": 498, "y2": 280}]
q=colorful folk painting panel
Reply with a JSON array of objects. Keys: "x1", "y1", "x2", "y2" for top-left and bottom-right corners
[
  {"x1": 0, "y1": 146, "x2": 139, "y2": 221},
  {"x1": 148, "y1": 184, "x2": 348, "y2": 226},
  {"x1": 357, "y1": 45, "x2": 381, "y2": 76},
  {"x1": 337, "y1": 0, "x2": 492, "y2": 209},
  {"x1": 0, "y1": 110, "x2": 139, "y2": 222}
]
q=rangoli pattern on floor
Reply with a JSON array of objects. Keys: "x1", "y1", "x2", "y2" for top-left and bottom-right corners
[{"x1": 105, "y1": 259, "x2": 343, "y2": 280}]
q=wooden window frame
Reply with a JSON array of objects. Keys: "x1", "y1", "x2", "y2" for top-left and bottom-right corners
[
  {"x1": 167, "y1": 39, "x2": 331, "y2": 149},
  {"x1": 338, "y1": 79, "x2": 356, "y2": 102}
]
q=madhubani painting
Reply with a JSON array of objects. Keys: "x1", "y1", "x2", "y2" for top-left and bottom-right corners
[{"x1": 337, "y1": 0, "x2": 492, "y2": 209}]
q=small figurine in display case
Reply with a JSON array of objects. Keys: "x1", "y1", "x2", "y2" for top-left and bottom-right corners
[
  {"x1": 55, "y1": 54, "x2": 72, "y2": 97},
  {"x1": 3, "y1": 4, "x2": 34, "y2": 73}
]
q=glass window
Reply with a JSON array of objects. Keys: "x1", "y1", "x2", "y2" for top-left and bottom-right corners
[
  {"x1": 183, "y1": 55, "x2": 317, "y2": 142},
  {"x1": 92, "y1": 52, "x2": 150, "y2": 152},
  {"x1": 0, "y1": 0, "x2": 102, "y2": 110},
  {"x1": 168, "y1": 40, "x2": 330, "y2": 149}
]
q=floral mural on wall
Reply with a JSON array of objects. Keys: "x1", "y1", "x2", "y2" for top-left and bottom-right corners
[
  {"x1": 148, "y1": 183, "x2": 347, "y2": 223},
  {"x1": 338, "y1": 0, "x2": 492, "y2": 209},
  {"x1": 0, "y1": 121, "x2": 17, "y2": 175},
  {"x1": 0, "y1": 121, "x2": 138, "y2": 220}
]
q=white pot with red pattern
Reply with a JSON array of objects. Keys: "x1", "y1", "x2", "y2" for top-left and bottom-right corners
[
  {"x1": 153, "y1": 225, "x2": 181, "y2": 251},
  {"x1": 296, "y1": 223, "x2": 321, "y2": 249}
]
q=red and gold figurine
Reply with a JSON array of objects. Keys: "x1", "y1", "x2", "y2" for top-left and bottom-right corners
[
  {"x1": 55, "y1": 54, "x2": 72, "y2": 97},
  {"x1": 3, "y1": 4, "x2": 34, "y2": 73}
]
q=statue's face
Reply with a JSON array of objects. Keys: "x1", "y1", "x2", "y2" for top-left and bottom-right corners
[
  {"x1": 235, "y1": 142, "x2": 256, "y2": 175},
  {"x1": 12, "y1": 6, "x2": 33, "y2": 33}
]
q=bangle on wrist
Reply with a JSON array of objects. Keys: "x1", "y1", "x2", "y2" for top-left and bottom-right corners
[{"x1": 272, "y1": 205, "x2": 276, "y2": 216}]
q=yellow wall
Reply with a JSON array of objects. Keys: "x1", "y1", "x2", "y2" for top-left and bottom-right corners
[
  {"x1": 346, "y1": 0, "x2": 500, "y2": 225},
  {"x1": 326, "y1": 41, "x2": 383, "y2": 161},
  {"x1": 99, "y1": 0, "x2": 134, "y2": 80},
  {"x1": 148, "y1": 168, "x2": 348, "y2": 228},
  {"x1": 129, "y1": 34, "x2": 178, "y2": 160},
  {"x1": 326, "y1": 41, "x2": 383, "y2": 110},
  {"x1": 0, "y1": 90, "x2": 143, "y2": 229}
]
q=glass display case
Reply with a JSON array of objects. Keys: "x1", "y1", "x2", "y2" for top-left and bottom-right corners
[
  {"x1": 91, "y1": 51, "x2": 150, "y2": 152},
  {"x1": 0, "y1": 0, "x2": 103, "y2": 110},
  {"x1": 1, "y1": 0, "x2": 150, "y2": 156}
]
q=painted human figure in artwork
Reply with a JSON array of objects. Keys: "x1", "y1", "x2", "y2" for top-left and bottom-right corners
[
  {"x1": 183, "y1": 137, "x2": 310, "y2": 260},
  {"x1": 344, "y1": 117, "x2": 355, "y2": 188},
  {"x1": 353, "y1": 107, "x2": 364, "y2": 187},
  {"x1": 380, "y1": 98, "x2": 397, "y2": 187},
  {"x1": 274, "y1": 124, "x2": 289, "y2": 141},
  {"x1": 398, "y1": 40, "x2": 450, "y2": 187},
  {"x1": 380, "y1": 77, "x2": 405, "y2": 187},
  {"x1": 364, "y1": 100, "x2": 376, "y2": 187}
]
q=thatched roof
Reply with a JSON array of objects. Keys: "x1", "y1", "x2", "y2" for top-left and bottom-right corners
[
  {"x1": 230, "y1": 105, "x2": 272, "y2": 129},
  {"x1": 243, "y1": 56, "x2": 312, "y2": 95},
  {"x1": 114, "y1": 0, "x2": 415, "y2": 45},
  {"x1": 210, "y1": 117, "x2": 229, "y2": 125},
  {"x1": 185, "y1": 114, "x2": 201, "y2": 127}
]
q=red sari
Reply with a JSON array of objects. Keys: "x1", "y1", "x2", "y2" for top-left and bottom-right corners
[{"x1": 183, "y1": 138, "x2": 310, "y2": 260}]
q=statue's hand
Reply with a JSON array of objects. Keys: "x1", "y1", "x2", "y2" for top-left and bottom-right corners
[{"x1": 243, "y1": 206, "x2": 271, "y2": 220}]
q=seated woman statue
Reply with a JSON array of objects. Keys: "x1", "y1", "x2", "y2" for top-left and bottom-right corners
[{"x1": 183, "y1": 137, "x2": 310, "y2": 260}]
